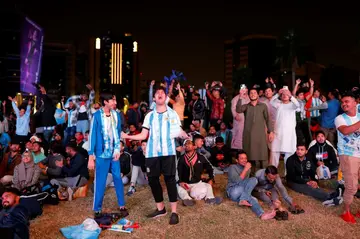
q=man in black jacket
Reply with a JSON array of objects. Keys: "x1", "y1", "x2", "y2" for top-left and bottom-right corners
[
  {"x1": 308, "y1": 130, "x2": 338, "y2": 174},
  {"x1": 286, "y1": 143, "x2": 342, "y2": 206},
  {"x1": 177, "y1": 139, "x2": 222, "y2": 206},
  {"x1": 0, "y1": 188, "x2": 30, "y2": 239},
  {"x1": 191, "y1": 92, "x2": 205, "y2": 122},
  {"x1": 38, "y1": 85, "x2": 57, "y2": 143},
  {"x1": 50, "y1": 143, "x2": 89, "y2": 201}
]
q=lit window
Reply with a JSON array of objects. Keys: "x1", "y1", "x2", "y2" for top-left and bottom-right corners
[
  {"x1": 95, "y1": 38, "x2": 101, "y2": 49},
  {"x1": 133, "y1": 41, "x2": 138, "y2": 52}
]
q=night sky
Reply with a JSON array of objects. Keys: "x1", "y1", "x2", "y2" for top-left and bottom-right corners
[{"x1": 13, "y1": 2, "x2": 360, "y2": 87}]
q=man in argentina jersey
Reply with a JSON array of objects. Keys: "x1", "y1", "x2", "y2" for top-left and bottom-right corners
[{"x1": 122, "y1": 85, "x2": 188, "y2": 225}]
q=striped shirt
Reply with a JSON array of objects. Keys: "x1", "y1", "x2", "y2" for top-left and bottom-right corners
[
  {"x1": 310, "y1": 97, "x2": 322, "y2": 117},
  {"x1": 142, "y1": 108, "x2": 181, "y2": 158}
]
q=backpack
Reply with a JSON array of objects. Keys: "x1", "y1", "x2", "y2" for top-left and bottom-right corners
[{"x1": 41, "y1": 183, "x2": 60, "y2": 205}]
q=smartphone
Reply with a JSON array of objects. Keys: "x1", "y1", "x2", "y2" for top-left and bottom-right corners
[{"x1": 283, "y1": 86, "x2": 289, "y2": 90}]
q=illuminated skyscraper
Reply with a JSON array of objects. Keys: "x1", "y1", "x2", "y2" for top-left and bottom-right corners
[{"x1": 89, "y1": 31, "x2": 140, "y2": 102}]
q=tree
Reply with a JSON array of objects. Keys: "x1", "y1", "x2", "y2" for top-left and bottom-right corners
[{"x1": 275, "y1": 29, "x2": 302, "y2": 89}]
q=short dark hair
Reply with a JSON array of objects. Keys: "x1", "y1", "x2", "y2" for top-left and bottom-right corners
[
  {"x1": 315, "y1": 130, "x2": 326, "y2": 138},
  {"x1": 263, "y1": 83, "x2": 274, "y2": 91},
  {"x1": 141, "y1": 140, "x2": 147, "y2": 144},
  {"x1": 265, "y1": 165, "x2": 278, "y2": 175},
  {"x1": 99, "y1": 92, "x2": 114, "y2": 106},
  {"x1": 65, "y1": 142, "x2": 78, "y2": 151},
  {"x1": 296, "y1": 142, "x2": 307, "y2": 149},
  {"x1": 329, "y1": 89, "x2": 339, "y2": 99},
  {"x1": 249, "y1": 88, "x2": 259, "y2": 94},
  {"x1": 341, "y1": 91, "x2": 356, "y2": 99},
  {"x1": 193, "y1": 134, "x2": 204, "y2": 142},
  {"x1": 3, "y1": 187, "x2": 21, "y2": 196},
  {"x1": 153, "y1": 85, "x2": 166, "y2": 97},
  {"x1": 236, "y1": 150, "x2": 247, "y2": 158}
]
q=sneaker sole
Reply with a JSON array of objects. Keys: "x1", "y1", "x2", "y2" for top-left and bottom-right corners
[{"x1": 149, "y1": 212, "x2": 167, "y2": 219}]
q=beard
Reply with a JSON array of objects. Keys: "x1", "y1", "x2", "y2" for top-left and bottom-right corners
[{"x1": 250, "y1": 97, "x2": 258, "y2": 101}]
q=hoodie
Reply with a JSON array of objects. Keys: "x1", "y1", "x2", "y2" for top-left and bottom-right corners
[{"x1": 308, "y1": 142, "x2": 338, "y2": 172}]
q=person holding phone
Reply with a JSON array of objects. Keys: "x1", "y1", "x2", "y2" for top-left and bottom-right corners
[{"x1": 270, "y1": 87, "x2": 300, "y2": 174}]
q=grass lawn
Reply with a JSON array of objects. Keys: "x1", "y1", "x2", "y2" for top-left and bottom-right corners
[{"x1": 30, "y1": 174, "x2": 360, "y2": 239}]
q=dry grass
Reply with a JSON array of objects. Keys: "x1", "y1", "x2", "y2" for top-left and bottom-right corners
[{"x1": 30, "y1": 174, "x2": 360, "y2": 239}]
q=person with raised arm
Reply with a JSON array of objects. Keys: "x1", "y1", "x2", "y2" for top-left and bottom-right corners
[{"x1": 122, "y1": 84, "x2": 189, "y2": 225}]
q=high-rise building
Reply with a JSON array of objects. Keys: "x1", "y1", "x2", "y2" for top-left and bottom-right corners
[
  {"x1": 224, "y1": 35, "x2": 277, "y2": 97},
  {"x1": 89, "y1": 32, "x2": 140, "y2": 103}
]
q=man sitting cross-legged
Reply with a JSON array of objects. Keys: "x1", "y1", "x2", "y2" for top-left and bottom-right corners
[
  {"x1": 226, "y1": 150, "x2": 275, "y2": 220},
  {"x1": 177, "y1": 139, "x2": 222, "y2": 206}
]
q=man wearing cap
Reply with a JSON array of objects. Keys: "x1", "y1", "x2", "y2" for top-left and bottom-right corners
[{"x1": 177, "y1": 139, "x2": 222, "y2": 206}]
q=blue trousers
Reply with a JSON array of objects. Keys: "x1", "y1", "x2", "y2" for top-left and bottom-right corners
[
  {"x1": 227, "y1": 178, "x2": 264, "y2": 217},
  {"x1": 93, "y1": 157, "x2": 125, "y2": 212}
]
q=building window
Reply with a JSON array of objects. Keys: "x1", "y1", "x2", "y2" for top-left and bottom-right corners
[
  {"x1": 133, "y1": 41, "x2": 138, "y2": 52},
  {"x1": 95, "y1": 38, "x2": 101, "y2": 49}
]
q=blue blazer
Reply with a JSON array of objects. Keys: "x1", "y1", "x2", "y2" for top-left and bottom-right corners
[{"x1": 88, "y1": 110, "x2": 122, "y2": 157}]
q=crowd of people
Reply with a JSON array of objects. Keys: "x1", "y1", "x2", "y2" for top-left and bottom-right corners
[{"x1": 0, "y1": 77, "x2": 359, "y2": 238}]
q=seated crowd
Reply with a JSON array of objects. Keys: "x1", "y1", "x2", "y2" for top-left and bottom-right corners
[{"x1": 0, "y1": 81, "x2": 359, "y2": 238}]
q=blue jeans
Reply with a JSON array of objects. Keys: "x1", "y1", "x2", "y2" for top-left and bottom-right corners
[
  {"x1": 64, "y1": 126, "x2": 76, "y2": 145},
  {"x1": 227, "y1": 177, "x2": 264, "y2": 217},
  {"x1": 76, "y1": 120, "x2": 89, "y2": 135}
]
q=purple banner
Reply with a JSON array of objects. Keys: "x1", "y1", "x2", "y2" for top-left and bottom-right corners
[{"x1": 20, "y1": 17, "x2": 44, "y2": 94}]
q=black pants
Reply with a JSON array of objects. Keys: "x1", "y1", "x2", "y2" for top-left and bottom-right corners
[
  {"x1": 146, "y1": 156, "x2": 177, "y2": 203},
  {"x1": 287, "y1": 181, "x2": 329, "y2": 201},
  {"x1": 296, "y1": 119, "x2": 311, "y2": 147}
]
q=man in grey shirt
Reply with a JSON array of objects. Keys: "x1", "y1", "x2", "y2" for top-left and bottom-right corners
[{"x1": 253, "y1": 165, "x2": 303, "y2": 213}]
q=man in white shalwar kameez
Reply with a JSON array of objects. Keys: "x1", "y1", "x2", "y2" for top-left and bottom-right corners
[{"x1": 270, "y1": 88, "x2": 300, "y2": 173}]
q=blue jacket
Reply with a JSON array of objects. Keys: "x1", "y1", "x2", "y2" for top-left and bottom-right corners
[{"x1": 88, "y1": 110, "x2": 122, "y2": 158}]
